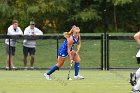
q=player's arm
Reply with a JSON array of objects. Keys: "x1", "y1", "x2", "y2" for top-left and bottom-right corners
[
  {"x1": 67, "y1": 37, "x2": 74, "y2": 62},
  {"x1": 35, "y1": 28, "x2": 43, "y2": 35},
  {"x1": 7, "y1": 27, "x2": 15, "y2": 35},
  {"x1": 76, "y1": 36, "x2": 81, "y2": 54},
  {"x1": 23, "y1": 28, "x2": 29, "y2": 35},
  {"x1": 18, "y1": 27, "x2": 23, "y2": 35},
  {"x1": 134, "y1": 31, "x2": 140, "y2": 44},
  {"x1": 23, "y1": 28, "x2": 31, "y2": 40}
]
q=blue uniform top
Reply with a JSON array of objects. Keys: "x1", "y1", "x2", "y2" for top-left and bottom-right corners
[{"x1": 58, "y1": 35, "x2": 79, "y2": 58}]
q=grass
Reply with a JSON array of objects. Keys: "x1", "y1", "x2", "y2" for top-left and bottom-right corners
[{"x1": 0, "y1": 70, "x2": 133, "y2": 93}]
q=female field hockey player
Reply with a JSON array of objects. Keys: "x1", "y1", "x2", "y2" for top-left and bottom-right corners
[
  {"x1": 44, "y1": 25, "x2": 84, "y2": 80},
  {"x1": 130, "y1": 31, "x2": 140, "y2": 93}
]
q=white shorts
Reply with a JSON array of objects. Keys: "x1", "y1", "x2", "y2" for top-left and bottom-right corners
[{"x1": 136, "y1": 50, "x2": 140, "y2": 57}]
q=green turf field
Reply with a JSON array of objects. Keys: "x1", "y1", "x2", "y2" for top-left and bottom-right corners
[{"x1": 0, "y1": 70, "x2": 133, "y2": 93}]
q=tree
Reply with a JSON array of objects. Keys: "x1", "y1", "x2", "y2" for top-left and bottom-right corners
[
  {"x1": 0, "y1": 0, "x2": 140, "y2": 33},
  {"x1": 111, "y1": 0, "x2": 133, "y2": 32}
]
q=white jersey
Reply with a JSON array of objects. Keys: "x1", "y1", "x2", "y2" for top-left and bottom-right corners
[
  {"x1": 23, "y1": 26, "x2": 43, "y2": 48},
  {"x1": 5, "y1": 25, "x2": 23, "y2": 47}
]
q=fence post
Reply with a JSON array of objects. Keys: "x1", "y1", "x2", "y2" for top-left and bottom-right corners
[
  {"x1": 8, "y1": 37, "x2": 11, "y2": 70},
  {"x1": 104, "y1": 33, "x2": 107, "y2": 70},
  {"x1": 106, "y1": 34, "x2": 109, "y2": 70},
  {"x1": 101, "y1": 34, "x2": 104, "y2": 70},
  {"x1": 102, "y1": 0, "x2": 108, "y2": 70},
  {"x1": 57, "y1": 35, "x2": 59, "y2": 59}
]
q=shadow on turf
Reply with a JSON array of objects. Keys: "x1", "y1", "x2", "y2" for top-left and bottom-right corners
[
  {"x1": 1, "y1": 91, "x2": 6, "y2": 93},
  {"x1": 109, "y1": 70, "x2": 129, "y2": 82},
  {"x1": 40, "y1": 70, "x2": 68, "y2": 87},
  {"x1": 51, "y1": 74, "x2": 68, "y2": 86}
]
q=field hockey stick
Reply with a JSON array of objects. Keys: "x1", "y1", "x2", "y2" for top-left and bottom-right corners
[
  {"x1": 67, "y1": 61, "x2": 73, "y2": 80},
  {"x1": 67, "y1": 53, "x2": 76, "y2": 80}
]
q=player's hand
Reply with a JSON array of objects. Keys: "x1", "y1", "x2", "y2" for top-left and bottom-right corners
[
  {"x1": 75, "y1": 51, "x2": 78, "y2": 55},
  {"x1": 70, "y1": 60, "x2": 73, "y2": 65},
  {"x1": 32, "y1": 32, "x2": 36, "y2": 36}
]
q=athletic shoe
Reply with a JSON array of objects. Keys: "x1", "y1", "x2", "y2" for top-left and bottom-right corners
[
  {"x1": 44, "y1": 73, "x2": 51, "y2": 80},
  {"x1": 24, "y1": 67, "x2": 28, "y2": 70},
  {"x1": 30, "y1": 67, "x2": 34, "y2": 70},
  {"x1": 5, "y1": 67, "x2": 9, "y2": 70},
  {"x1": 12, "y1": 66, "x2": 17, "y2": 69},
  {"x1": 12, "y1": 66, "x2": 16, "y2": 68},
  {"x1": 74, "y1": 75, "x2": 85, "y2": 80},
  {"x1": 130, "y1": 72, "x2": 137, "y2": 86},
  {"x1": 12, "y1": 66, "x2": 17, "y2": 70},
  {"x1": 5, "y1": 66, "x2": 17, "y2": 70},
  {"x1": 130, "y1": 89, "x2": 140, "y2": 93}
]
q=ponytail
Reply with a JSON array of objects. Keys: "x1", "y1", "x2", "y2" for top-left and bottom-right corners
[
  {"x1": 63, "y1": 25, "x2": 76, "y2": 38},
  {"x1": 63, "y1": 28, "x2": 73, "y2": 38}
]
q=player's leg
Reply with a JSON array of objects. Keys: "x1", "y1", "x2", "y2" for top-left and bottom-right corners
[
  {"x1": 5, "y1": 45, "x2": 15, "y2": 69},
  {"x1": 71, "y1": 51, "x2": 84, "y2": 79},
  {"x1": 132, "y1": 79, "x2": 140, "y2": 92},
  {"x1": 44, "y1": 57, "x2": 65, "y2": 80},
  {"x1": 29, "y1": 47, "x2": 35, "y2": 68},
  {"x1": 30, "y1": 55, "x2": 35, "y2": 68},
  {"x1": 130, "y1": 72, "x2": 137, "y2": 86},
  {"x1": 131, "y1": 68, "x2": 140, "y2": 92},
  {"x1": 9, "y1": 55, "x2": 15, "y2": 68},
  {"x1": 130, "y1": 50, "x2": 140, "y2": 85},
  {"x1": 23, "y1": 46, "x2": 28, "y2": 68},
  {"x1": 6, "y1": 55, "x2": 13, "y2": 68},
  {"x1": 130, "y1": 68, "x2": 140, "y2": 93},
  {"x1": 23, "y1": 55, "x2": 28, "y2": 68},
  {"x1": 11, "y1": 46, "x2": 16, "y2": 68}
]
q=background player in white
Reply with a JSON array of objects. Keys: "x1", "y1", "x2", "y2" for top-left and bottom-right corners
[
  {"x1": 5, "y1": 20, "x2": 23, "y2": 69},
  {"x1": 23, "y1": 20, "x2": 43, "y2": 69},
  {"x1": 130, "y1": 31, "x2": 140, "y2": 93}
]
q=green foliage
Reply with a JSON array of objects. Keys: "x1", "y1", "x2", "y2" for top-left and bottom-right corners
[
  {"x1": 112, "y1": 0, "x2": 133, "y2": 6},
  {"x1": 71, "y1": 8, "x2": 101, "y2": 22},
  {"x1": 0, "y1": 0, "x2": 140, "y2": 33}
]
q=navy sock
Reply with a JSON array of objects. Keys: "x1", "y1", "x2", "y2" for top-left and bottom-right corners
[
  {"x1": 47, "y1": 65, "x2": 59, "y2": 75},
  {"x1": 74, "y1": 62, "x2": 80, "y2": 76}
]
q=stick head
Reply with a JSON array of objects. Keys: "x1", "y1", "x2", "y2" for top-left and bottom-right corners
[
  {"x1": 70, "y1": 63, "x2": 73, "y2": 67},
  {"x1": 67, "y1": 76, "x2": 70, "y2": 80},
  {"x1": 67, "y1": 77, "x2": 72, "y2": 80},
  {"x1": 68, "y1": 78, "x2": 72, "y2": 80}
]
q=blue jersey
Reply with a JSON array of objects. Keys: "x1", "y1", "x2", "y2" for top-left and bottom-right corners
[{"x1": 58, "y1": 35, "x2": 79, "y2": 58}]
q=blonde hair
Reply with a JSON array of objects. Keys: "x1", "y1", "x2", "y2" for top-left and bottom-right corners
[
  {"x1": 63, "y1": 29, "x2": 73, "y2": 38},
  {"x1": 63, "y1": 25, "x2": 76, "y2": 38}
]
